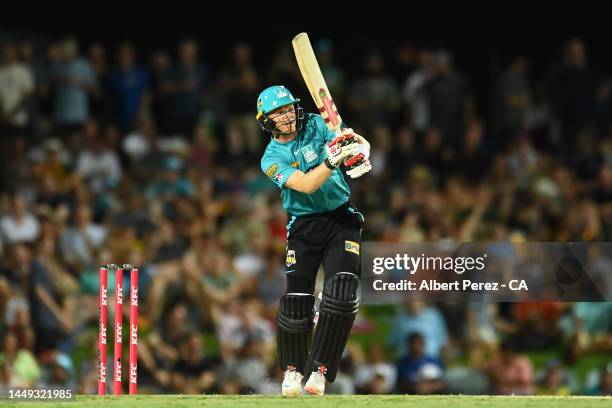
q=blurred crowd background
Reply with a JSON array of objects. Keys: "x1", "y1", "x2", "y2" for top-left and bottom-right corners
[{"x1": 0, "y1": 27, "x2": 611, "y2": 397}]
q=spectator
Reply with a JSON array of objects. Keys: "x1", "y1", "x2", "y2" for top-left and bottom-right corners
[
  {"x1": 188, "y1": 124, "x2": 216, "y2": 177},
  {"x1": 349, "y1": 53, "x2": 400, "y2": 130},
  {"x1": 587, "y1": 363, "x2": 612, "y2": 396},
  {"x1": 561, "y1": 302, "x2": 612, "y2": 362},
  {"x1": 0, "y1": 330, "x2": 41, "y2": 387},
  {"x1": 50, "y1": 38, "x2": 97, "y2": 134},
  {"x1": 594, "y1": 163, "x2": 612, "y2": 205},
  {"x1": 40, "y1": 351, "x2": 76, "y2": 389},
  {"x1": 221, "y1": 44, "x2": 261, "y2": 154},
  {"x1": 256, "y1": 249, "x2": 285, "y2": 320},
  {"x1": 171, "y1": 331, "x2": 219, "y2": 394},
  {"x1": 495, "y1": 56, "x2": 533, "y2": 140},
  {"x1": 37, "y1": 43, "x2": 62, "y2": 125},
  {"x1": 164, "y1": 39, "x2": 208, "y2": 136},
  {"x1": 150, "y1": 49, "x2": 173, "y2": 134},
  {"x1": 16, "y1": 41, "x2": 41, "y2": 135},
  {"x1": 186, "y1": 249, "x2": 241, "y2": 321},
  {"x1": 37, "y1": 138, "x2": 71, "y2": 191},
  {"x1": 465, "y1": 303, "x2": 500, "y2": 367},
  {"x1": 549, "y1": 38, "x2": 602, "y2": 150},
  {"x1": 146, "y1": 156, "x2": 195, "y2": 217},
  {"x1": 109, "y1": 43, "x2": 151, "y2": 131},
  {"x1": 216, "y1": 298, "x2": 274, "y2": 365},
  {"x1": 59, "y1": 204, "x2": 107, "y2": 268},
  {"x1": 122, "y1": 115, "x2": 165, "y2": 178},
  {"x1": 452, "y1": 118, "x2": 491, "y2": 182},
  {"x1": 388, "y1": 301, "x2": 449, "y2": 359},
  {"x1": 368, "y1": 125, "x2": 393, "y2": 179},
  {"x1": 220, "y1": 336, "x2": 266, "y2": 393},
  {"x1": 139, "y1": 302, "x2": 194, "y2": 389},
  {"x1": 88, "y1": 43, "x2": 110, "y2": 119},
  {"x1": 75, "y1": 119, "x2": 122, "y2": 193},
  {"x1": 537, "y1": 360, "x2": 572, "y2": 396},
  {"x1": 5, "y1": 243, "x2": 73, "y2": 355},
  {"x1": 111, "y1": 193, "x2": 154, "y2": 238},
  {"x1": 482, "y1": 338, "x2": 535, "y2": 395},
  {"x1": 0, "y1": 43, "x2": 34, "y2": 136},
  {"x1": 507, "y1": 134, "x2": 539, "y2": 187},
  {"x1": 512, "y1": 302, "x2": 564, "y2": 350},
  {"x1": 395, "y1": 333, "x2": 446, "y2": 394},
  {"x1": 0, "y1": 284, "x2": 33, "y2": 351},
  {"x1": 425, "y1": 50, "x2": 473, "y2": 143},
  {"x1": 388, "y1": 126, "x2": 419, "y2": 181},
  {"x1": 402, "y1": 50, "x2": 433, "y2": 133},
  {"x1": 1, "y1": 194, "x2": 40, "y2": 244},
  {"x1": 355, "y1": 343, "x2": 397, "y2": 394}
]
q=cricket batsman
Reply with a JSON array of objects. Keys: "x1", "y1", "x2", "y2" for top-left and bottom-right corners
[{"x1": 257, "y1": 85, "x2": 371, "y2": 396}]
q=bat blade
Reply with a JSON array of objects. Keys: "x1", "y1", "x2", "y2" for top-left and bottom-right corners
[{"x1": 292, "y1": 32, "x2": 343, "y2": 134}]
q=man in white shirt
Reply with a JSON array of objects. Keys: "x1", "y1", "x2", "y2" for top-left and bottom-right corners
[
  {"x1": 76, "y1": 125, "x2": 122, "y2": 193},
  {"x1": 0, "y1": 195, "x2": 39, "y2": 244},
  {"x1": 0, "y1": 43, "x2": 34, "y2": 132}
]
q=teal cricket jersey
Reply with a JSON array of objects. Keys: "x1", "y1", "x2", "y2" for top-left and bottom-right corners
[{"x1": 260, "y1": 113, "x2": 350, "y2": 216}]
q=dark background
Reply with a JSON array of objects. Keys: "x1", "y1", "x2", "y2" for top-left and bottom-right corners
[{"x1": 2, "y1": 3, "x2": 611, "y2": 120}]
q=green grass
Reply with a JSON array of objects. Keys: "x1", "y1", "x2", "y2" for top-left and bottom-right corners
[{"x1": 1, "y1": 395, "x2": 611, "y2": 408}]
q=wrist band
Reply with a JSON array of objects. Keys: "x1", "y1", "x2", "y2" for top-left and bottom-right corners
[{"x1": 324, "y1": 158, "x2": 336, "y2": 170}]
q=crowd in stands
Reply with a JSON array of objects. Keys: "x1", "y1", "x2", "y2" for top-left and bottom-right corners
[{"x1": 0, "y1": 34, "x2": 610, "y2": 395}]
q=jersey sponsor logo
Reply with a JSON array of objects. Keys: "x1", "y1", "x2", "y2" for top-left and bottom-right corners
[
  {"x1": 286, "y1": 249, "x2": 296, "y2": 267},
  {"x1": 290, "y1": 161, "x2": 300, "y2": 168},
  {"x1": 301, "y1": 144, "x2": 318, "y2": 163},
  {"x1": 344, "y1": 240, "x2": 360, "y2": 255},
  {"x1": 266, "y1": 163, "x2": 279, "y2": 177},
  {"x1": 274, "y1": 173, "x2": 284, "y2": 183}
]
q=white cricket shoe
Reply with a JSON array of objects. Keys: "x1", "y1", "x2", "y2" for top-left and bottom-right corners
[
  {"x1": 281, "y1": 366, "x2": 303, "y2": 397},
  {"x1": 304, "y1": 368, "x2": 326, "y2": 395}
]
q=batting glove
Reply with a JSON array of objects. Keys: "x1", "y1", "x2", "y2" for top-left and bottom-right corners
[
  {"x1": 325, "y1": 131, "x2": 360, "y2": 168},
  {"x1": 344, "y1": 153, "x2": 372, "y2": 178}
]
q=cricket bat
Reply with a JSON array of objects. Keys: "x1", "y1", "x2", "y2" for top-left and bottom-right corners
[{"x1": 292, "y1": 32, "x2": 344, "y2": 136}]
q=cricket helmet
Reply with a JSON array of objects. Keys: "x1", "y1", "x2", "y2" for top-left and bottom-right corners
[{"x1": 256, "y1": 85, "x2": 303, "y2": 133}]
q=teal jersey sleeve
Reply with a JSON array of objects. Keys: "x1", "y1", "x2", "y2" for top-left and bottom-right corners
[{"x1": 261, "y1": 153, "x2": 299, "y2": 189}]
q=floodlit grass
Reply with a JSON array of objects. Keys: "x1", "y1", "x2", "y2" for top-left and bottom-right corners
[{"x1": 1, "y1": 394, "x2": 610, "y2": 408}]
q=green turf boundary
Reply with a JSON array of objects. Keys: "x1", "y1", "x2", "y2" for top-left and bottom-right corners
[{"x1": 2, "y1": 395, "x2": 611, "y2": 408}]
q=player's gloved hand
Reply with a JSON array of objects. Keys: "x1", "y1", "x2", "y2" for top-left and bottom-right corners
[
  {"x1": 344, "y1": 152, "x2": 372, "y2": 178},
  {"x1": 325, "y1": 130, "x2": 360, "y2": 168}
]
